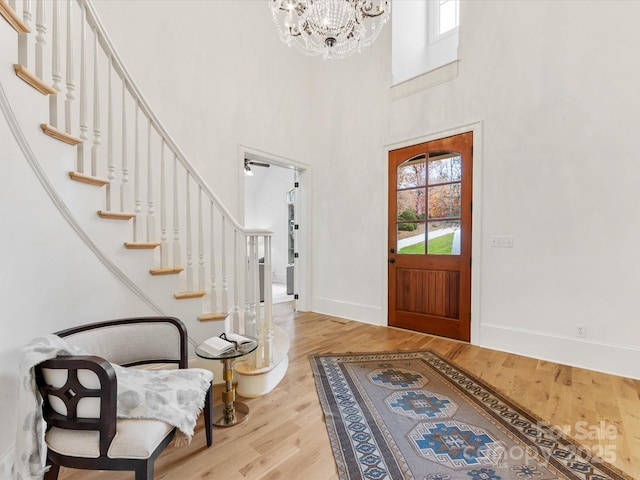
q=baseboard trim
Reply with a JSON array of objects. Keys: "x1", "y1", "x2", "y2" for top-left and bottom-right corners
[
  {"x1": 480, "y1": 323, "x2": 640, "y2": 380},
  {"x1": 311, "y1": 296, "x2": 383, "y2": 326}
]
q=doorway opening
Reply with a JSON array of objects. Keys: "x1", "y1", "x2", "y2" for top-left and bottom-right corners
[{"x1": 241, "y1": 148, "x2": 308, "y2": 310}]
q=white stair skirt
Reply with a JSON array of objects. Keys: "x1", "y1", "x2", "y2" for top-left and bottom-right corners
[
  {"x1": 236, "y1": 355, "x2": 289, "y2": 398},
  {"x1": 235, "y1": 325, "x2": 290, "y2": 398}
]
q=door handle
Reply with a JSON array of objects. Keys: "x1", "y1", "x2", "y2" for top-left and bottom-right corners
[
  {"x1": 390, "y1": 248, "x2": 395, "y2": 254},
  {"x1": 389, "y1": 258, "x2": 395, "y2": 264}
]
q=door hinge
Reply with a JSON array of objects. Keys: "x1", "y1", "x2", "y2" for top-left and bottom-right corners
[
  {"x1": 470, "y1": 257, "x2": 472, "y2": 267},
  {"x1": 471, "y1": 145, "x2": 474, "y2": 156},
  {"x1": 294, "y1": 294, "x2": 299, "y2": 300},
  {"x1": 294, "y1": 224, "x2": 299, "y2": 230},
  {"x1": 294, "y1": 182, "x2": 299, "y2": 188},
  {"x1": 294, "y1": 252, "x2": 299, "y2": 258}
]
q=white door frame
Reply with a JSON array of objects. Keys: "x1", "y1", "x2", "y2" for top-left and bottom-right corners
[{"x1": 238, "y1": 144, "x2": 311, "y2": 312}]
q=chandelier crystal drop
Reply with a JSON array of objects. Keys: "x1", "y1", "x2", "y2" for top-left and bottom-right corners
[{"x1": 270, "y1": 0, "x2": 391, "y2": 59}]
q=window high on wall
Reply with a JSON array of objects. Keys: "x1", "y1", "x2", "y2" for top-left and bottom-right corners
[
  {"x1": 436, "y1": 0, "x2": 459, "y2": 36},
  {"x1": 392, "y1": 0, "x2": 460, "y2": 86}
]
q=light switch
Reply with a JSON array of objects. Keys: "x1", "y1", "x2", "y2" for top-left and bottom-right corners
[{"x1": 490, "y1": 236, "x2": 513, "y2": 247}]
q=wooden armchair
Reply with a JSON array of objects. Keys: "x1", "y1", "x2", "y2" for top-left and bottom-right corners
[{"x1": 34, "y1": 317, "x2": 213, "y2": 480}]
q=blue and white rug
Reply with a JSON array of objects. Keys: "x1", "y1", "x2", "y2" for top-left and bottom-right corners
[{"x1": 310, "y1": 350, "x2": 630, "y2": 480}]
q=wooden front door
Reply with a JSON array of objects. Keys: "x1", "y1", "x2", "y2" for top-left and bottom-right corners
[{"x1": 388, "y1": 132, "x2": 473, "y2": 341}]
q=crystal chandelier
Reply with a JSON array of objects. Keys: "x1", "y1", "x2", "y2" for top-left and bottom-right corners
[{"x1": 269, "y1": 0, "x2": 391, "y2": 59}]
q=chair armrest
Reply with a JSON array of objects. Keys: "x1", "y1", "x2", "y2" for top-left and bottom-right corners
[
  {"x1": 36, "y1": 355, "x2": 117, "y2": 455},
  {"x1": 55, "y1": 317, "x2": 188, "y2": 368}
]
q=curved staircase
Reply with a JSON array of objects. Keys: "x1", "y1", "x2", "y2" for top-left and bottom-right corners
[{"x1": 0, "y1": 0, "x2": 289, "y2": 397}]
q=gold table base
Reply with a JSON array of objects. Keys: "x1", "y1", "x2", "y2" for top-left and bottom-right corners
[{"x1": 212, "y1": 401, "x2": 250, "y2": 427}]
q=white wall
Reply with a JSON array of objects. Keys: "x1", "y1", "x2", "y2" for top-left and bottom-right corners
[
  {"x1": 90, "y1": 0, "x2": 640, "y2": 378},
  {"x1": 244, "y1": 165, "x2": 295, "y2": 282},
  {"x1": 91, "y1": 0, "x2": 392, "y2": 326}
]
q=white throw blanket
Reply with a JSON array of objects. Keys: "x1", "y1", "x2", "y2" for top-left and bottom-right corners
[{"x1": 14, "y1": 335, "x2": 213, "y2": 480}]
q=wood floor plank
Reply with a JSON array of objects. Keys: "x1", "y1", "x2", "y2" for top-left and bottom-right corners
[{"x1": 58, "y1": 307, "x2": 640, "y2": 479}]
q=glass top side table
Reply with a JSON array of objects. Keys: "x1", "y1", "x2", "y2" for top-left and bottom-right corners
[{"x1": 195, "y1": 336, "x2": 258, "y2": 427}]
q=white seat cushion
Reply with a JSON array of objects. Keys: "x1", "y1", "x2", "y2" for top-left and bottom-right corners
[{"x1": 45, "y1": 418, "x2": 174, "y2": 459}]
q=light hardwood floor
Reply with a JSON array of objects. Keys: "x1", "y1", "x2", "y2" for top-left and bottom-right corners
[{"x1": 60, "y1": 305, "x2": 640, "y2": 479}]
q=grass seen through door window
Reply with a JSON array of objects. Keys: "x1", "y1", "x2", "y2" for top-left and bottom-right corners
[{"x1": 398, "y1": 232, "x2": 455, "y2": 254}]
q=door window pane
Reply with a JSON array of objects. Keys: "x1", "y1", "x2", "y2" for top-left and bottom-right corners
[
  {"x1": 427, "y1": 220, "x2": 461, "y2": 255},
  {"x1": 428, "y1": 184, "x2": 461, "y2": 219},
  {"x1": 397, "y1": 224, "x2": 425, "y2": 254},
  {"x1": 397, "y1": 188, "x2": 426, "y2": 222},
  {"x1": 428, "y1": 152, "x2": 461, "y2": 184},
  {"x1": 398, "y1": 155, "x2": 426, "y2": 188}
]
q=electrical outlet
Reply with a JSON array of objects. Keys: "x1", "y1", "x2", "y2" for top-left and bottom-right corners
[
  {"x1": 576, "y1": 325, "x2": 586, "y2": 338},
  {"x1": 490, "y1": 236, "x2": 513, "y2": 247}
]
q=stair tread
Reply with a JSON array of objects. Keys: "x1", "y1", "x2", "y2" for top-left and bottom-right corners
[
  {"x1": 174, "y1": 290, "x2": 206, "y2": 300},
  {"x1": 0, "y1": 2, "x2": 29, "y2": 33},
  {"x1": 198, "y1": 313, "x2": 228, "y2": 321},
  {"x1": 150, "y1": 266, "x2": 183, "y2": 275},
  {"x1": 97, "y1": 210, "x2": 135, "y2": 220},
  {"x1": 125, "y1": 242, "x2": 161, "y2": 249},
  {"x1": 69, "y1": 171, "x2": 108, "y2": 186},
  {"x1": 41, "y1": 124, "x2": 82, "y2": 145},
  {"x1": 14, "y1": 65, "x2": 57, "y2": 95}
]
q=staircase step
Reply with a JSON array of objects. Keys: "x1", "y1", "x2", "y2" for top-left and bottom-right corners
[
  {"x1": 174, "y1": 290, "x2": 206, "y2": 300},
  {"x1": 150, "y1": 266, "x2": 183, "y2": 275},
  {"x1": 124, "y1": 242, "x2": 161, "y2": 249},
  {"x1": 0, "y1": 1, "x2": 29, "y2": 33},
  {"x1": 41, "y1": 124, "x2": 82, "y2": 145},
  {"x1": 198, "y1": 313, "x2": 228, "y2": 322},
  {"x1": 14, "y1": 65, "x2": 56, "y2": 95},
  {"x1": 97, "y1": 210, "x2": 135, "y2": 220},
  {"x1": 69, "y1": 171, "x2": 108, "y2": 186}
]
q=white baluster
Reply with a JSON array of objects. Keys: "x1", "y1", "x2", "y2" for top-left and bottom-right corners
[
  {"x1": 91, "y1": 27, "x2": 100, "y2": 177},
  {"x1": 106, "y1": 56, "x2": 114, "y2": 211},
  {"x1": 120, "y1": 79, "x2": 129, "y2": 213},
  {"x1": 50, "y1": 0, "x2": 61, "y2": 128},
  {"x1": 35, "y1": 0, "x2": 45, "y2": 79},
  {"x1": 77, "y1": 1, "x2": 87, "y2": 173},
  {"x1": 146, "y1": 119, "x2": 156, "y2": 242},
  {"x1": 231, "y1": 227, "x2": 239, "y2": 332},
  {"x1": 263, "y1": 234, "x2": 274, "y2": 365},
  {"x1": 64, "y1": 0, "x2": 74, "y2": 134},
  {"x1": 18, "y1": 0, "x2": 31, "y2": 67},
  {"x1": 245, "y1": 235, "x2": 257, "y2": 339},
  {"x1": 221, "y1": 217, "x2": 228, "y2": 311},
  {"x1": 133, "y1": 104, "x2": 142, "y2": 241},
  {"x1": 185, "y1": 173, "x2": 193, "y2": 291},
  {"x1": 209, "y1": 201, "x2": 218, "y2": 313},
  {"x1": 172, "y1": 154, "x2": 181, "y2": 267},
  {"x1": 160, "y1": 141, "x2": 169, "y2": 267},
  {"x1": 198, "y1": 186, "x2": 205, "y2": 291}
]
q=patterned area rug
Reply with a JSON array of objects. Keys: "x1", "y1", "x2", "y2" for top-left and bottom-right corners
[{"x1": 310, "y1": 350, "x2": 631, "y2": 480}]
